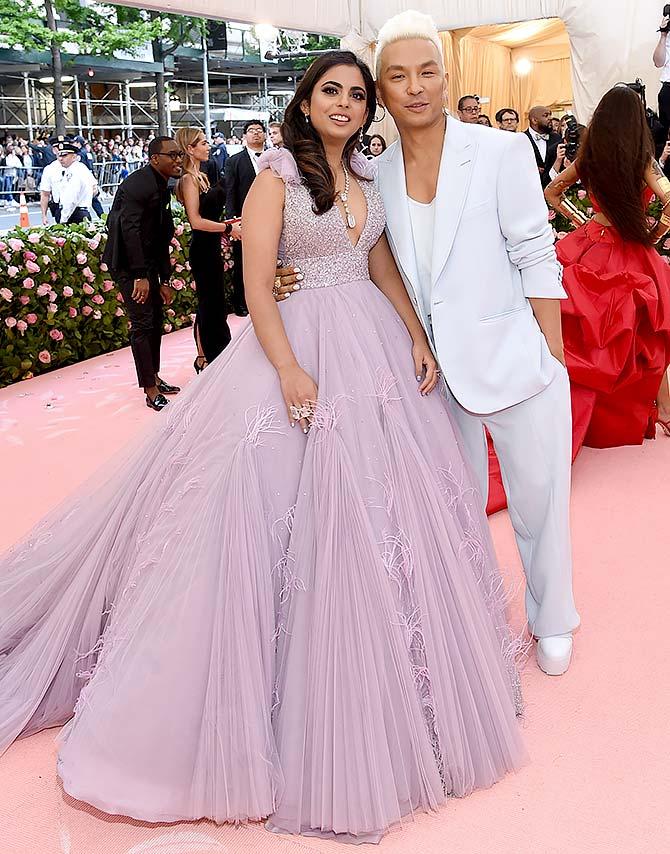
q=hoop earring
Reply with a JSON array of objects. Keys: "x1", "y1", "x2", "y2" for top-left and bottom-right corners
[
  {"x1": 372, "y1": 104, "x2": 387, "y2": 123},
  {"x1": 358, "y1": 127, "x2": 365, "y2": 145}
]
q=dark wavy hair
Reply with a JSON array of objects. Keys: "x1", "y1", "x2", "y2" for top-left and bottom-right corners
[
  {"x1": 282, "y1": 51, "x2": 377, "y2": 215},
  {"x1": 577, "y1": 85, "x2": 655, "y2": 245}
]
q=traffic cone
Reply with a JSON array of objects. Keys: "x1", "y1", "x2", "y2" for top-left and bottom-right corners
[{"x1": 19, "y1": 193, "x2": 30, "y2": 228}]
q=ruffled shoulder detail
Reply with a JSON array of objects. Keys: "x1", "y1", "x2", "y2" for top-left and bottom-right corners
[
  {"x1": 257, "y1": 148, "x2": 301, "y2": 185},
  {"x1": 350, "y1": 151, "x2": 378, "y2": 181}
]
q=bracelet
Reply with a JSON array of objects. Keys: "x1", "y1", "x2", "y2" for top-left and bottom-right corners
[{"x1": 223, "y1": 221, "x2": 232, "y2": 236}]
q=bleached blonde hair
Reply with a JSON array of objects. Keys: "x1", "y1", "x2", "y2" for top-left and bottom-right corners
[{"x1": 374, "y1": 10, "x2": 444, "y2": 78}]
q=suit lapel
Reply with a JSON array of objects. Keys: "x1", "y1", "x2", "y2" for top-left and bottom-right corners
[
  {"x1": 431, "y1": 117, "x2": 477, "y2": 287},
  {"x1": 379, "y1": 143, "x2": 421, "y2": 302}
]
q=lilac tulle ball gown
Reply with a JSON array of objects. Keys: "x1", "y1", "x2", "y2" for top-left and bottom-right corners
[{"x1": 0, "y1": 148, "x2": 527, "y2": 844}]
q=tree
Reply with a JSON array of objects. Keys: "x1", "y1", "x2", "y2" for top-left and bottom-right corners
[{"x1": 0, "y1": 0, "x2": 203, "y2": 136}]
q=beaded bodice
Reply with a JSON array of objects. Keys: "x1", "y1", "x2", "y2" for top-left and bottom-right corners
[{"x1": 258, "y1": 148, "x2": 386, "y2": 288}]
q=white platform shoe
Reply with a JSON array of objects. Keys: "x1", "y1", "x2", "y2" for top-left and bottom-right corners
[{"x1": 536, "y1": 634, "x2": 573, "y2": 676}]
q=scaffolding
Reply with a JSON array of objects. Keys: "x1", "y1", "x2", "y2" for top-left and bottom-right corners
[{"x1": 0, "y1": 71, "x2": 292, "y2": 139}]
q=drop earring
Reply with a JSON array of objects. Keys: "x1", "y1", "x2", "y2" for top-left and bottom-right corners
[{"x1": 304, "y1": 113, "x2": 310, "y2": 124}]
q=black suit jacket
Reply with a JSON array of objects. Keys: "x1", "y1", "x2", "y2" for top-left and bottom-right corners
[
  {"x1": 102, "y1": 165, "x2": 174, "y2": 282},
  {"x1": 524, "y1": 129, "x2": 563, "y2": 188},
  {"x1": 223, "y1": 149, "x2": 259, "y2": 217}
]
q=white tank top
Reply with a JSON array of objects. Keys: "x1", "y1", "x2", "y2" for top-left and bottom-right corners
[{"x1": 408, "y1": 196, "x2": 435, "y2": 324}]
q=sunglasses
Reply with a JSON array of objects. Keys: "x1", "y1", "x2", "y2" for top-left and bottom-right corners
[{"x1": 157, "y1": 150, "x2": 185, "y2": 161}]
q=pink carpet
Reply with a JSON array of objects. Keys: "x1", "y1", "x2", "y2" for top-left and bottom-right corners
[{"x1": 1, "y1": 327, "x2": 669, "y2": 854}]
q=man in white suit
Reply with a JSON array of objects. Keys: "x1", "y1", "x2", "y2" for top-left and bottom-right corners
[{"x1": 374, "y1": 11, "x2": 579, "y2": 675}]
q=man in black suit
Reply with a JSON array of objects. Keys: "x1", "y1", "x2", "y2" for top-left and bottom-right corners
[
  {"x1": 524, "y1": 106, "x2": 563, "y2": 188},
  {"x1": 223, "y1": 120, "x2": 266, "y2": 316},
  {"x1": 102, "y1": 136, "x2": 183, "y2": 411}
]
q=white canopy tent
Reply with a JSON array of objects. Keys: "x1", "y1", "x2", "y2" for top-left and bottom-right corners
[{"x1": 115, "y1": 0, "x2": 665, "y2": 122}]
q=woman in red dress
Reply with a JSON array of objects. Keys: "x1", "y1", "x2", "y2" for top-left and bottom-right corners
[{"x1": 545, "y1": 85, "x2": 670, "y2": 452}]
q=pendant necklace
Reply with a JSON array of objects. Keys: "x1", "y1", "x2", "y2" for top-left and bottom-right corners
[{"x1": 339, "y1": 162, "x2": 356, "y2": 229}]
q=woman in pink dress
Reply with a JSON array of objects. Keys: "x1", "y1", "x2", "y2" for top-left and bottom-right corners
[{"x1": 0, "y1": 53, "x2": 526, "y2": 844}]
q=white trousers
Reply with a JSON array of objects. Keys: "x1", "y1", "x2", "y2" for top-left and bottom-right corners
[{"x1": 446, "y1": 364, "x2": 580, "y2": 638}]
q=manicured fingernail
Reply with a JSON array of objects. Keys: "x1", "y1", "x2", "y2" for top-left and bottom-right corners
[
  {"x1": 293, "y1": 284, "x2": 300, "y2": 291},
  {"x1": 296, "y1": 273, "x2": 304, "y2": 281},
  {"x1": 285, "y1": 292, "x2": 291, "y2": 298},
  {"x1": 416, "y1": 375, "x2": 422, "y2": 382},
  {"x1": 294, "y1": 266, "x2": 301, "y2": 273},
  {"x1": 303, "y1": 427, "x2": 309, "y2": 434},
  {"x1": 290, "y1": 421, "x2": 295, "y2": 427}
]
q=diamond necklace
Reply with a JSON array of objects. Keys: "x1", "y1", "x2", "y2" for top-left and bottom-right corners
[{"x1": 339, "y1": 161, "x2": 356, "y2": 229}]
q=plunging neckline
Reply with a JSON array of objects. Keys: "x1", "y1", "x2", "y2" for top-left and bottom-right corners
[{"x1": 334, "y1": 175, "x2": 369, "y2": 251}]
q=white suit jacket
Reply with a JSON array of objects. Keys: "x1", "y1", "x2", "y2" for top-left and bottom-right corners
[{"x1": 376, "y1": 117, "x2": 567, "y2": 415}]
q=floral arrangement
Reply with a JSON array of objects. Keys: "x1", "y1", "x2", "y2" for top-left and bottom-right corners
[{"x1": 0, "y1": 207, "x2": 234, "y2": 387}]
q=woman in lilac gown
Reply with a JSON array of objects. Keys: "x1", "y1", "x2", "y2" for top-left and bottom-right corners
[{"x1": 0, "y1": 53, "x2": 526, "y2": 844}]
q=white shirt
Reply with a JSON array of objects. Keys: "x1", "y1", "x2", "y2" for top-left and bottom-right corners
[
  {"x1": 528, "y1": 129, "x2": 559, "y2": 181},
  {"x1": 407, "y1": 196, "x2": 435, "y2": 327},
  {"x1": 58, "y1": 161, "x2": 95, "y2": 222},
  {"x1": 662, "y1": 36, "x2": 670, "y2": 83},
  {"x1": 40, "y1": 160, "x2": 64, "y2": 202},
  {"x1": 246, "y1": 147, "x2": 264, "y2": 175}
]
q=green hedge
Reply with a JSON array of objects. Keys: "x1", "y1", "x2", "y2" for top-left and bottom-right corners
[{"x1": 0, "y1": 207, "x2": 233, "y2": 387}]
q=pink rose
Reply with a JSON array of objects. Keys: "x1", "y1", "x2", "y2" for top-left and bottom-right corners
[
  {"x1": 8, "y1": 266, "x2": 19, "y2": 277},
  {"x1": 586, "y1": 207, "x2": 594, "y2": 216},
  {"x1": 170, "y1": 238, "x2": 179, "y2": 247},
  {"x1": 185, "y1": 262, "x2": 191, "y2": 271},
  {"x1": 577, "y1": 189, "x2": 587, "y2": 200},
  {"x1": 8, "y1": 238, "x2": 24, "y2": 251},
  {"x1": 28, "y1": 233, "x2": 41, "y2": 244},
  {"x1": 87, "y1": 237, "x2": 101, "y2": 250},
  {"x1": 168, "y1": 245, "x2": 174, "y2": 254},
  {"x1": 5, "y1": 316, "x2": 17, "y2": 328},
  {"x1": 83, "y1": 283, "x2": 95, "y2": 295},
  {"x1": 55, "y1": 237, "x2": 66, "y2": 247},
  {"x1": 22, "y1": 277, "x2": 34, "y2": 289},
  {"x1": 82, "y1": 305, "x2": 93, "y2": 316},
  {"x1": 51, "y1": 272, "x2": 57, "y2": 281},
  {"x1": 42, "y1": 255, "x2": 50, "y2": 265},
  {"x1": 93, "y1": 309, "x2": 102, "y2": 320},
  {"x1": 663, "y1": 238, "x2": 670, "y2": 251},
  {"x1": 0, "y1": 287, "x2": 12, "y2": 301},
  {"x1": 116, "y1": 292, "x2": 124, "y2": 302},
  {"x1": 47, "y1": 303, "x2": 57, "y2": 314},
  {"x1": 36, "y1": 283, "x2": 50, "y2": 296},
  {"x1": 38, "y1": 350, "x2": 51, "y2": 364},
  {"x1": 23, "y1": 250, "x2": 37, "y2": 261},
  {"x1": 189, "y1": 281, "x2": 196, "y2": 290},
  {"x1": 100, "y1": 262, "x2": 108, "y2": 272},
  {"x1": 49, "y1": 328, "x2": 64, "y2": 341},
  {"x1": 92, "y1": 294, "x2": 104, "y2": 305},
  {"x1": 175, "y1": 264, "x2": 184, "y2": 273},
  {"x1": 76, "y1": 252, "x2": 88, "y2": 265},
  {"x1": 82, "y1": 267, "x2": 95, "y2": 280},
  {"x1": 69, "y1": 307, "x2": 78, "y2": 318},
  {"x1": 167, "y1": 308, "x2": 175, "y2": 317},
  {"x1": 25, "y1": 260, "x2": 40, "y2": 273},
  {"x1": 169, "y1": 257, "x2": 177, "y2": 266},
  {"x1": 115, "y1": 307, "x2": 124, "y2": 317},
  {"x1": 62, "y1": 286, "x2": 74, "y2": 297},
  {"x1": 19, "y1": 295, "x2": 30, "y2": 305},
  {"x1": 0, "y1": 241, "x2": 6, "y2": 251},
  {"x1": 26, "y1": 313, "x2": 38, "y2": 324},
  {"x1": 164, "y1": 323, "x2": 173, "y2": 333},
  {"x1": 174, "y1": 224, "x2": 184, "y2": 236},
  {"x1": 171, "y1": 279, "x2": 184, "y2": 290},
  {"x1": 189, "y1": 313, "x2": 196, "y2": 323},
  {"x1": 102, "y1": 280, "x2": 114, "y2": 291},
  {"x1": 16, "y1": 320, "x2": 27, "y2": 334},
  {"x1": 3, "y1": 252, "x2": 10, "y2": 262}
]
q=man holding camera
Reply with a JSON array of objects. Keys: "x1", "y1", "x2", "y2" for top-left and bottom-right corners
[{"x1": 654, "y1": 6, "x2": 670, "y2": 138}]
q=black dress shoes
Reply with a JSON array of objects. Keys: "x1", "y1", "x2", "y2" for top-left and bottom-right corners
[
  {"x1": 146, "y1": 392, "x2": 169, "y2": 411},
  {"x1": 156, "y1": 378, "x2": 181, "y2": 395}
]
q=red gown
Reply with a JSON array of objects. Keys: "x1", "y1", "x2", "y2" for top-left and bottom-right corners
[{"x1": 486, "y1": 192, "x2": 670, "y2": 515}]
